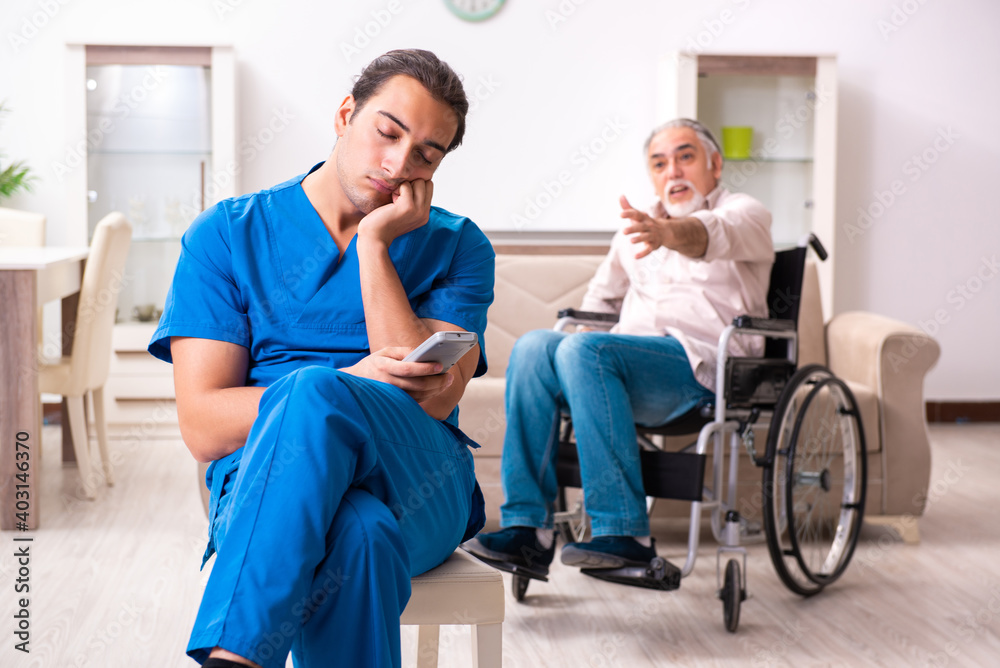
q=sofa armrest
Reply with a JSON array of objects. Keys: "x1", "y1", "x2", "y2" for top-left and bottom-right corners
[{"x1": 826, "y1": 311, "x2": 941, "y2": 517}]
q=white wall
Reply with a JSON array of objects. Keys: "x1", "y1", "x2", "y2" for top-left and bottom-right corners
[{"x1": 1, "y1": 0, "x2": 997, "y2": 400}]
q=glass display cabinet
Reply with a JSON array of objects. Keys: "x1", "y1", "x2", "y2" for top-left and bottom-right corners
[{"x1": 65, "y1": 43, "x2": 236, "y2": 423}]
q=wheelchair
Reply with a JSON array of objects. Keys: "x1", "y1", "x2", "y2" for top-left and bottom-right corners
[{"x1": 510, "y1": 234, "x2": 867, "y2": 633}]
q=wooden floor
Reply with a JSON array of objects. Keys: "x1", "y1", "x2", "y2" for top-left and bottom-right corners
[{"x1": 2, "y1": 423, "x2": 998, "y2": 667}]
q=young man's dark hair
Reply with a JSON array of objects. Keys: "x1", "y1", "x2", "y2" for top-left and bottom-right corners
[{"x1": 350, "y1": 48, "x2": 469, "y2": 153}]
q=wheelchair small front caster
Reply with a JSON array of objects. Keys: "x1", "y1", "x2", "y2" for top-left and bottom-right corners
[
  {"x1": 719, "y1": 559, "x2": 745, "y2": 632},
  {"x1": 512, "y1": 573, "x2": 530, "y2": 601}
]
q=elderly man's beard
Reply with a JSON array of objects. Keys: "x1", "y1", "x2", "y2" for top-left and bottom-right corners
[{"x1": 662, "y1": 179, "x2": 708, "y2": 217}]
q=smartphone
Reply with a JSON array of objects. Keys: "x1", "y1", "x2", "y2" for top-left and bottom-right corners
[{"x1": 402, "y1": 331, "x2": 479, "y2": 373}]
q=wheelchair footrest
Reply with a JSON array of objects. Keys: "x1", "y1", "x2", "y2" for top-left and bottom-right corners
[
  {"x1": 581, "y1": 556, "x2": 681, "y2": 591},
  {"x1": 461, "y1": 551, "x2": 550, "y2": 583}
]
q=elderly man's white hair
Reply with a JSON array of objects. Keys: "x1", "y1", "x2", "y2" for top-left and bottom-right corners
[{"x1": 643, "y1": 118, "x2": 722, "y2": 165}]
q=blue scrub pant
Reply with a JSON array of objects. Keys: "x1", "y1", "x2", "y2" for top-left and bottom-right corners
[
  {"x1": 187, "y1": 366, "x2": 480, "y2": 668},
  {"x1": 500, "y1": 330, "x2": 713, "y2": 536}
]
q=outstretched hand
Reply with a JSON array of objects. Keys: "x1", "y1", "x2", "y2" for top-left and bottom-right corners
[
  {"x1": 359, "y1": 179, "x2": 434, "y2": 247},
  {"x1": 342, "y1": 346, "x2": 453, "y2": 403},
  {"x1": 619, "y1": 194, "x2": 668, "y2": 259}
]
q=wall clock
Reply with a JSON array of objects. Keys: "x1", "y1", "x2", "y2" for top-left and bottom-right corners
[{"x1": 444, "y1": 0, "x2": 506, "y2": 22}]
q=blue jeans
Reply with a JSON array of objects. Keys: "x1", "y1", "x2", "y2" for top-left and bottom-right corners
[{"x1": 500, "y1": 330, "x2": 713, "y2": 537}]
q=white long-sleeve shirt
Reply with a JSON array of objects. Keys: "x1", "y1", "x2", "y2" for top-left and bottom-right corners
[{"x1": 579, "y1": 187, "x2": 774, "y2": 390}]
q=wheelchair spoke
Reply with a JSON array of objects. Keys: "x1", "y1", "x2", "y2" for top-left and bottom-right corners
[{"x1": 762, "y1": 365, "x2": 868, "y2": 596}]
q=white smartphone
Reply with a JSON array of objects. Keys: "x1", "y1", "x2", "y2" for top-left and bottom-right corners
[{"x1": 402, "y1": 331, "x2": 479, "y2": 373}]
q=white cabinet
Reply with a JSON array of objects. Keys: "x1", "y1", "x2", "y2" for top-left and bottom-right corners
[
  {"x1": 65, "y1": 43, "x2": 237, "y2": 423},
  {"x1": 104, "y1": 323, "x2": 177, "y2": 426},
  {"x1": 657, "y1": 53, "x2": 838, "y2": 318}
]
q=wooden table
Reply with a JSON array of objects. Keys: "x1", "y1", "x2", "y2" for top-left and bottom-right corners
[{"x1": 0, "y1": 247, "x2": 89, "y2": 530}]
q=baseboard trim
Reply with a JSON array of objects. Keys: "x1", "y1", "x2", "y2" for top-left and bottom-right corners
[{"x1": 926, "y1": 401, "x2": 1000, "y2": 423}]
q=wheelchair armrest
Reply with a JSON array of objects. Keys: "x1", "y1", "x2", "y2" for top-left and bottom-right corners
[
  {"x1": 557, "y1": 308, "x2": 620, "y2": 323},
  {"x1": 731, "y1": 315, "x2": 795, "y2": 332},
  {"x1": 554, "y1": 308, "x2": 619, "y2": 333}
]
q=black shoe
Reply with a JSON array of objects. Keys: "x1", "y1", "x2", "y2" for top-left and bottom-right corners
[
  {"x1": 561, "y1": 536, "x2": 657, "y2": 569},
  {"x1": 462, "y1": 526, "x2": 556, "y2": 577}
]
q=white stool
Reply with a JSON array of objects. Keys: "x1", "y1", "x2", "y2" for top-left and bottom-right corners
[
  {"x1": 196, "y1": 474, "x2": 504, "y2": 666},
  {"x1": 401, "y1": 549, "x2": 505, "y2": 668}
]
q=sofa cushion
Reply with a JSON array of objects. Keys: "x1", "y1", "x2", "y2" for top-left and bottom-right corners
[
  {"x1": 459, "y1": 376, "x2": 507, "y2": 457},
  {"x1": 484, "y1": 255, "x2": 604, "y2": 378}
]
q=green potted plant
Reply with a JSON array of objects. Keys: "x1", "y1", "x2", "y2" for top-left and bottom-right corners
[{"x1": 0, "y1": 102, "x2": 35, "y2": 201}]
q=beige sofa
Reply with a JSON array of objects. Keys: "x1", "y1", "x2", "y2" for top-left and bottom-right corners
[{"x1": 458, "y1": 253, "x2": 941, "y2": 542}]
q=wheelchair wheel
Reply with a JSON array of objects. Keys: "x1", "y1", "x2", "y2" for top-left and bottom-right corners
[
  {"x1": 720, "y1": 559, "x2": 742, "y2": 633},
  {"x1": 762, "y1": 365, "x2": 867, "y2": 597}
]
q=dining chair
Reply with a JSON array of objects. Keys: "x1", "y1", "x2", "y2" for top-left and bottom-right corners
[{"x1": 39, "y1": 212, "x2": 132, "y2": 498}]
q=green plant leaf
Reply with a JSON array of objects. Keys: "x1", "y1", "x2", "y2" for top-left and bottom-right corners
[{"x1": 0, "y1": 100, "x2": 37, "y2": 201}]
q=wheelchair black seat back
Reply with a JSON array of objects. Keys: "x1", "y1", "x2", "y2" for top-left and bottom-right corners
[
  {"x1": 726, "y1": 234, "x2": 828, "y2": 409},
  {"x1": 546, "y1": 234, "x2": 866, "y2": 632}
]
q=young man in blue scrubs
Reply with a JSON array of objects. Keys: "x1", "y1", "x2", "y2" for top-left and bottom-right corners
[{"x1": 148, "y1": 50, "x2": 495, "y2": 668}]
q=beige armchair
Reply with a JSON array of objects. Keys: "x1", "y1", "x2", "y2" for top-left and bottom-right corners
[{"x1": 458, "y1": 253, "x2": 941, "y2": 542}]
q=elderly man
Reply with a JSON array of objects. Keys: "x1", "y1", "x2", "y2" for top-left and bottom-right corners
[{"x1": 465, "y1": 118, "x2": 773, "y2": 576}]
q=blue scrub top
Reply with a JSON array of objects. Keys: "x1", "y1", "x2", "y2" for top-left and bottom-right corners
[{"x1": 149, "y1": 163, "x2": 495, "y2": 427}]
